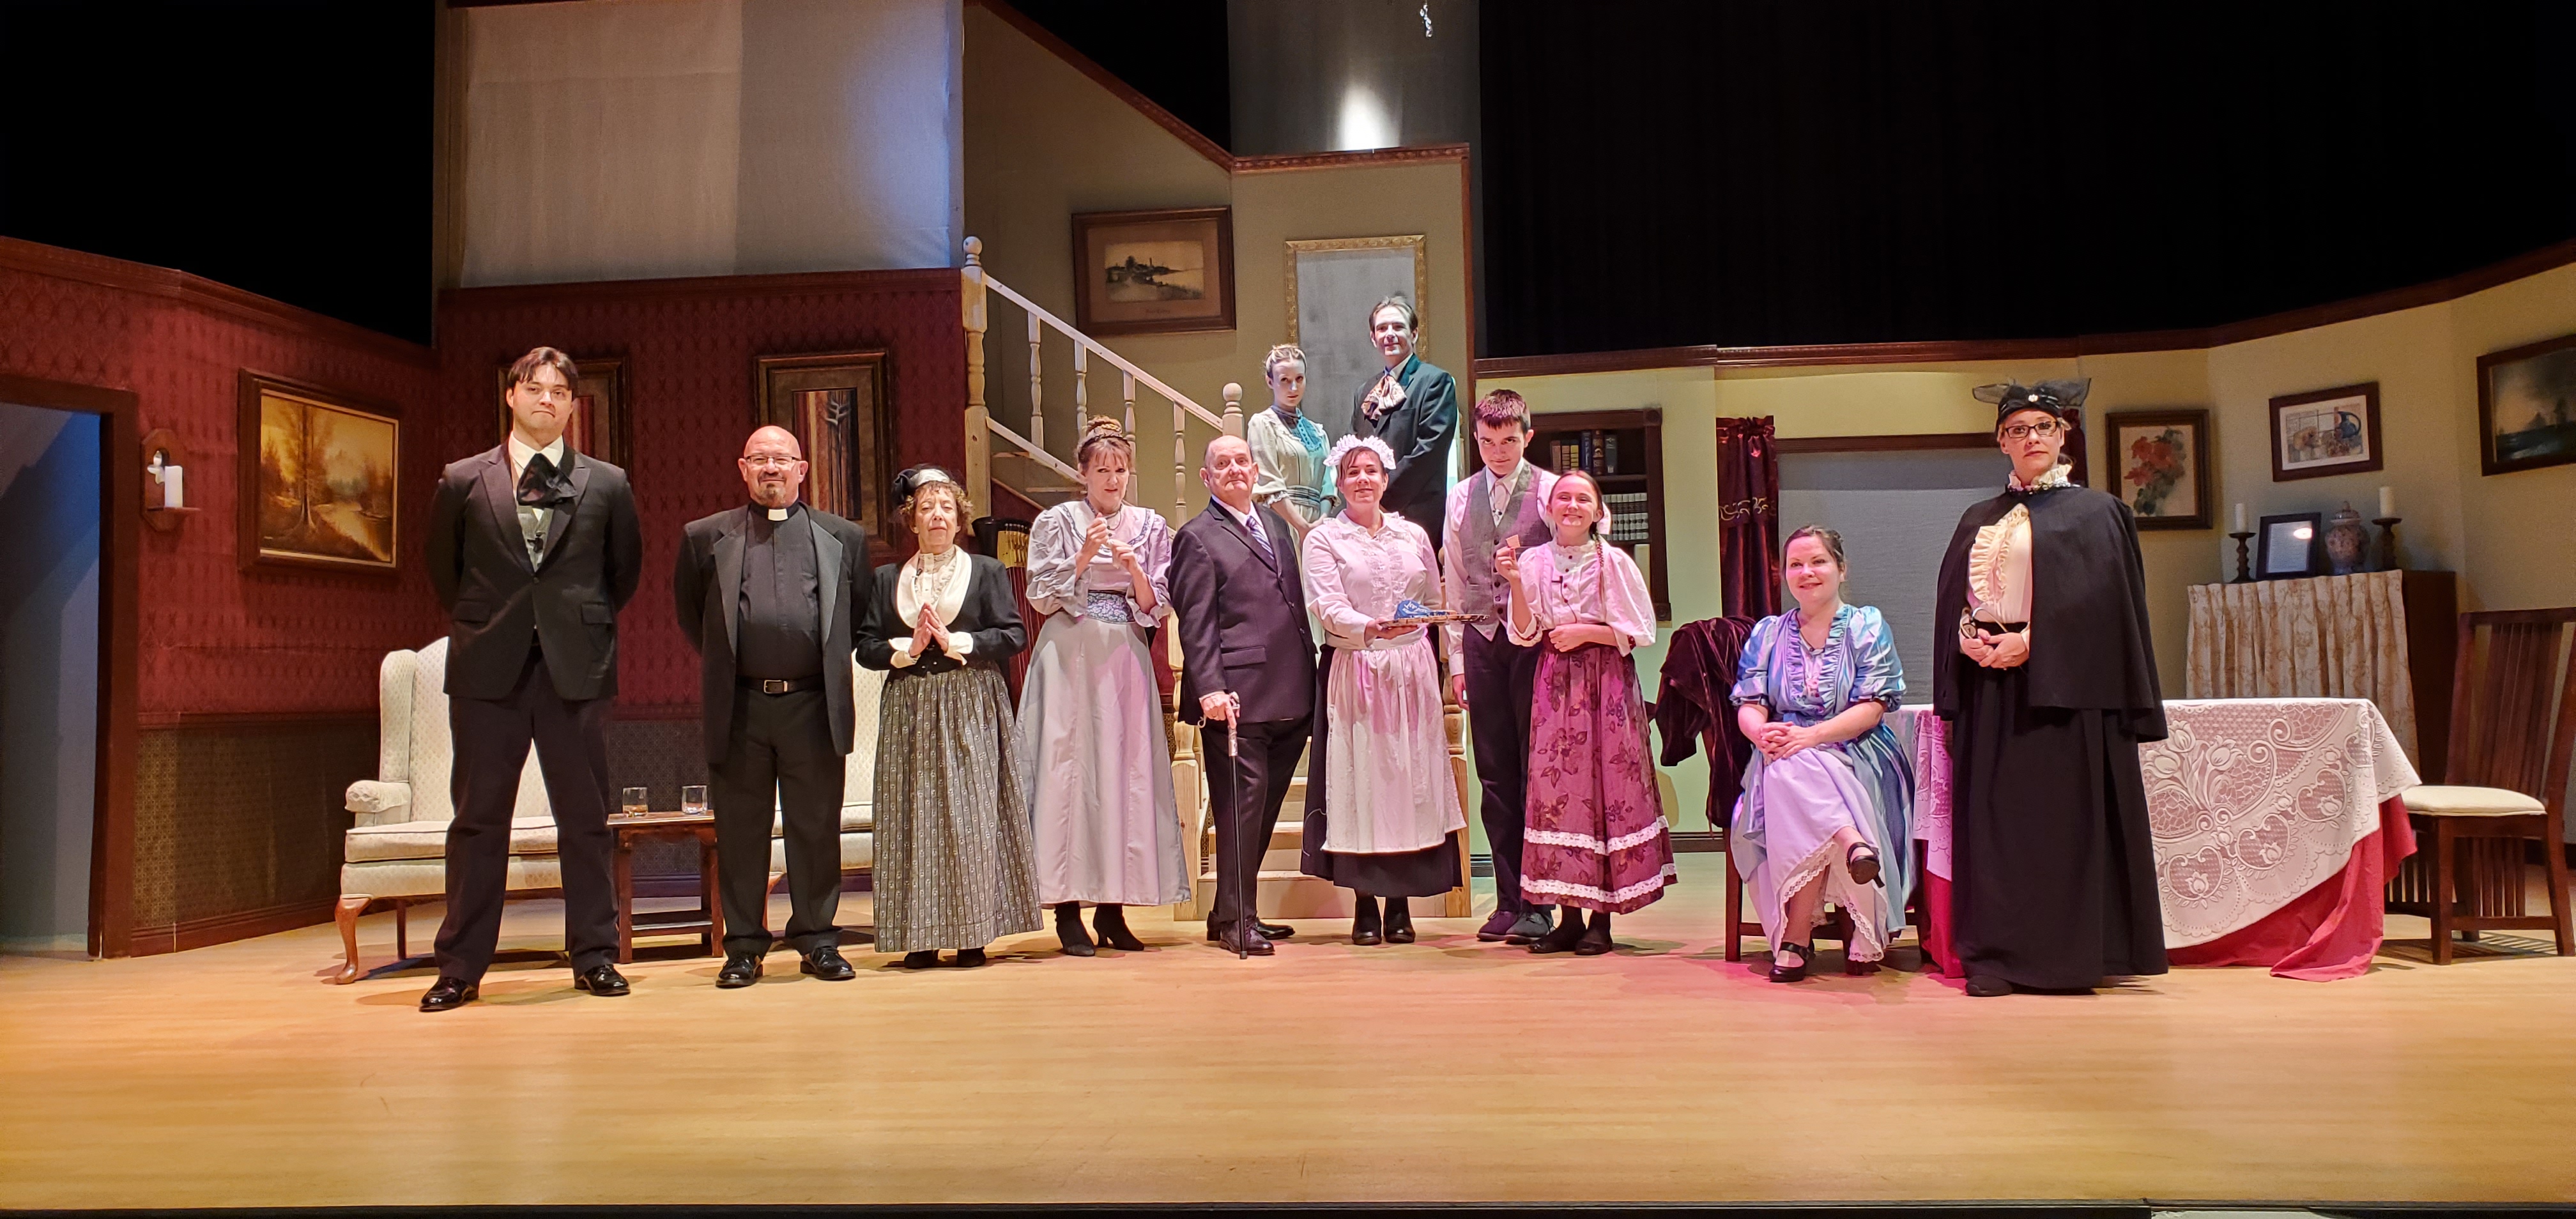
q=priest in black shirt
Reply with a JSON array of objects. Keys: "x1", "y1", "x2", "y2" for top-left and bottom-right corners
[{"x1": 675, "y1": 425, "x2": 871, "y2": 987}]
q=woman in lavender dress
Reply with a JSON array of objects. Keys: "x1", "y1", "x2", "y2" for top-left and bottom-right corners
[
  {"x1": 1018, "y1": 417, "x2": 1188, "y2": 957},
  {"x1": 1729, "y1": 526, "x2": 1913, "y2": 983},
  {"x1": 1501, "y1": 470, "x2": 1673, "y2": 954}
]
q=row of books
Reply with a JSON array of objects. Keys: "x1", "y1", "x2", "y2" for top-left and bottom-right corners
[
  {"x1": 1547, "y1": 431, "x2": 1623, "y2": 476},
  {"x1": 1603, "y1": 491, "x2": 1650, "y2": 542}
]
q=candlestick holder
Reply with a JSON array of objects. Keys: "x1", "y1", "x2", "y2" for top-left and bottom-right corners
[
  {"x1": 2372, "y1": 517, "x2": 2403, "y2": 572},
  {"x1": 2229, "y1": 530, "x2": 2255, "y2": 583}
]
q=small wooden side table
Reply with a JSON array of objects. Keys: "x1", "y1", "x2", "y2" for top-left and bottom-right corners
[{"x1": 610, "y1": 812, "x2": 722, "y2": 963}]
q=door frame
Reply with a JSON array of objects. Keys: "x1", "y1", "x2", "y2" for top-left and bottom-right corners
[{"x1": 0, "y1": 372, "x2": 140, "y2": 958}]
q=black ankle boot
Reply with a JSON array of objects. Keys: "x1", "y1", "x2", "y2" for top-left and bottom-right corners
[
  {"x1": 1529, "y1": 910, "x2": 1587, "y2": 954},
  {"x1": 1351, "y1": 894, "x2": 1383, "y2": 945},
  {"x1": 1092, "y1": 903, "x2": 1146, "y2": 952},
  {"x1": 1383, "y1": 896, "x2": 1416, "y2": 943},
  {"x1": 1054, "y1": 902, "x2": 1096, "y2": 957},
  {"x1": 1575, "y1": 909, "x2": 1613, "y2": 955}
]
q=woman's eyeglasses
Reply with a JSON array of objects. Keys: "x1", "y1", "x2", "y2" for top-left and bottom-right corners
[{"x1": 2000, "y1": 420, "x2": 2064, "y2": 441}]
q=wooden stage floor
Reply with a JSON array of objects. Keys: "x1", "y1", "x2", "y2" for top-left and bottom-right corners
[{"x1": 4, "y1": 854, "x2": 2573, "y2": 1209}]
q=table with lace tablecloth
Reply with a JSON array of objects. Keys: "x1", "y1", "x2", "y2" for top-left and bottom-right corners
[{"x1": 1903, "y1": 698, "x2": 2419, "y2": 981}]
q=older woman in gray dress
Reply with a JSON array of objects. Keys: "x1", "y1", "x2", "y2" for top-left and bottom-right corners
[
  {"x1": 1019, "y1": 417, "x2": 1188, "y2": 956},
  {"x1": 857, "y1": 466, "x2": 1036, "y2": 969}
]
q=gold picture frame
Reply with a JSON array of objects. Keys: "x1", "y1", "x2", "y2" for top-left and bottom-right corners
[
  {"x1": 1071, "y1": 206, "x2": 1236, "y2": 337},
  {"x1": 238, "y1": 371, "x2": 401, "y2": 574},
  {"x1": 1285, "y1": 234, "x2": 1430, "y2": 439}
]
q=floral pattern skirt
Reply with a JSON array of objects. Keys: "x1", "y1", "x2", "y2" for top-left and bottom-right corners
[{"x1": 1521, "y1": 643, "x2": 1676, "y2": 914}]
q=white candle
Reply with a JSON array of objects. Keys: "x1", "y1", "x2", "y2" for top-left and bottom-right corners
[
  {"x1": 2232, "y1": 502, "x2": 2246, "y2": 533},
  {"x1": 163, "y1": 465, "x2": 185, "y2": 509},
  {"x1": 2378, "y1": 486, "x2": 2395, "y2": 519}
]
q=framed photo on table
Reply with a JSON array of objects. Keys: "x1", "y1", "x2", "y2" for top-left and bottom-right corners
[
  {"x1": 1070, "y1": 206, "x2": 1235, "y2": 337},
  {"x1": 2104, "y1": 408, "x2": 2212, "y2": 530},
  {"x1": 496, "y1": 355, "x2": 625, "y2": 471},
  {"x1": 238, "y1": 370, "x2": 401, "y2": 574},
  {"x1": 754, "y1": 349, "x2": 893, "y2": 549},
  {"x1": 2476, "y1": 331, "x2": 2576, "y2": 476},
  {"x1": 2255, "y1": 511, "x2": 2325, "y2": 580},
  {"x1": 2268, "y1": 382, "x2": 2381, "y2": 481}
]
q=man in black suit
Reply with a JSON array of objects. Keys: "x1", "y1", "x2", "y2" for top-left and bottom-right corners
[
  {"x1": 1169, "y1": 435, "x2": 1316, "y2": 956},
  {"x1": 1349, "y1": 294, "x2": 1459, "y2": 553},
  {"x1": 672, "y1": 425, "x2": 866, "y2": 988},
  {"x1": 419, "y1": 346, "x2": 643, "y2": 1012}
]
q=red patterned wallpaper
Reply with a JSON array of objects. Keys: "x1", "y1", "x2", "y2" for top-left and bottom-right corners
[
  {"x1": 0, "y1": 243, "x2": 966, "y2": 717},
  {"x1": 0, "y1": 250, "x2": 441, "y2": 718},
  {"x1": 433, "y1": 270, "x2": 966, "y2": 710}
]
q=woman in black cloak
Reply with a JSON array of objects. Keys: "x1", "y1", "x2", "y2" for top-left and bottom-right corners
[{"x1": 1933, "y1": 379, "x2": 2168, "y2": 997}]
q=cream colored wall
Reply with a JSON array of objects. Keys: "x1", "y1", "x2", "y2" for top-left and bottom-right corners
[
  {"x1": 2442, "y1": 263, "x2": 2576, "y2": 611},
  {"x1": 962, "y1": 3, "x2": 1471, "y2": 522}
]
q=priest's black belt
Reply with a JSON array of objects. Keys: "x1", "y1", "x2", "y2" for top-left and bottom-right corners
[{"x1": 739, "y1": 675, "x2": 825, "y2": 694}]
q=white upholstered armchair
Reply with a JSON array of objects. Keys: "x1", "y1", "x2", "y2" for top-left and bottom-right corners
[{"x1": 333, "y1": 638, "x2": 882, "y2": 983}]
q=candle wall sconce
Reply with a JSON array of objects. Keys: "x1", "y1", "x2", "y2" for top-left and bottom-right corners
[{"x1": 141, "y1": 428, "x2": 199, "y2": 533}]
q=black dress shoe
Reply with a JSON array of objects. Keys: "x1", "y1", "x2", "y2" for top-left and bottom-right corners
[
  {"x1": 1846, "y1": 841, "x2": 1884, "y2": 887},
  {"x1": 801, "y1": 945, "x2": 855, "y2": 981},
  {"x1": 951, "y1": 947, "x2": 989, "y2": 968},
  {"x1": 1965, "y1": 973, "x2": 2014, "y2": 998},
  {"x1": 898, "y1": 950, "x2": 940, "y2": 970},
  {"x1": 1092, "y1": 904, "x2": 1147, "y2": 953},
  {"x1": 1204, "y1": 919, "x2": 1296, "y2": 942},
  {"x1": 418, "y1": 976, "x2": 478, "y2": 1012},
  {"x1": 1215, "y1": 921, "x2": 1275, "y2": 956},
  {"x1": 1768, "y1": 943, "x2": 1810, "y2": 983},
  {"x1": 1528, "y1": 915, "x2": 1586, "y2": 954},
  {"x1": 1383, "y1": 897, "x2": 1416, "y2": 944},
  {"x1": 717, "y1": 953, "x2": 763, "y2": 988},
  {"x1": 574, "y1": 963, "x2": 631, "y2": 996}
]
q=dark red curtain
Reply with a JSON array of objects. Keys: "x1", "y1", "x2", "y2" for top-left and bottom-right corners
[{"x1": 1714, "y1": 417, "x2": 1780, "y2": 619}]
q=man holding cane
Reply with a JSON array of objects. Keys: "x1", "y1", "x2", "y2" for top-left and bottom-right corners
[{"x1": 1169, "y1": 436, "x2": 1317, "y2": 956}]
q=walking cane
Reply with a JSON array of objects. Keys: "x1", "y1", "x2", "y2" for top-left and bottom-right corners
[{"x1": 1220, "y1": 691, "x2": 1248, "y2": 961}]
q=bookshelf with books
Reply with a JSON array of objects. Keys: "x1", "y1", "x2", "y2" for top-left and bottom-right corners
[{"x1": 1525, "y1": 408, "x2": 1668, "y2": 620}]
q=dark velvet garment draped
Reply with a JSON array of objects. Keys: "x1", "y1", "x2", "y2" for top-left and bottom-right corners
[
  {"x1": 1713, "y1": 417, "x2": 1780, "y2": 621},
  {"x1": 1933, "y1": 483, "x2": 2168, "y2": 990}
]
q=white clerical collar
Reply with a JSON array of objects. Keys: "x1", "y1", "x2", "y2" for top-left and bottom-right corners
[
  {"x1": 507, "y1": 433, "x2": 566, "y2": 474},
  {"x1": 767, "y1": 507, "x2": 790, "y2": 521}
]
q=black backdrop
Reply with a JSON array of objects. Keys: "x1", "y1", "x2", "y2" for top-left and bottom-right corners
[
  {"x1": 0, "y1": 1, "x2": 433, "y2": 343},
  {"x1": 1481, "y1": 2, "x2": 2576, "y2": 356}
]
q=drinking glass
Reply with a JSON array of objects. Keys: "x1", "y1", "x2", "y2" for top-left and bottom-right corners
[
  {"x1": 620, "y1": 786, "x2": 650, "y2": 818},
  {"x1": 680, "y1": 785, "x2": 709, "y2": 816}
]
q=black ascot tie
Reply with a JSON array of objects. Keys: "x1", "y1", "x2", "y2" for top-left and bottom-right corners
[{"x1": 517, "y1": 452, "x2": 576, "y2": 508}]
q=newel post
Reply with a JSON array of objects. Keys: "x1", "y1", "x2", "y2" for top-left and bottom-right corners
[{"x1": 960, "y1": 236, "x2": 990, "y2": 512}]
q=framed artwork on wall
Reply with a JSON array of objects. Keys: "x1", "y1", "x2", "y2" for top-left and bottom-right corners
[
  {"x1": 2267, "y1": 382, "x2": 2382, "y2": 481},
  {"x1": 2256, "y1": 511, "x2": 2325, "y2": 580},
  {"x1": 1285, "y1": 233, "x2": 1430, "y2": 443},
  {"x1": 238, "y1": 371, "x2": 401, "y2": 574},
  {"x1": 496, "y1": 355, "x2": 625, "y2": 470},
  {"x1": 2476, "y1": 331, "x2": 2576, "y2": 476},
  {"x1": 754, "y1": 349, "x2": 894, "y2": 549},
  {"x1": 2104, "y1": 408, "x2": 2213, "y2": 530},
  {"x1": 1070, "y1": 206, "x2": 1236, "y2": 337}
]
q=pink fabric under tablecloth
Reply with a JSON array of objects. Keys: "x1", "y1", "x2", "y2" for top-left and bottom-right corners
[
  {"x1": 2165, "y1": 795, "x2": 2414, "y2": 979},
  {"x1": 1904, "y1": 698, "x2": 2419, "y2": 982}
]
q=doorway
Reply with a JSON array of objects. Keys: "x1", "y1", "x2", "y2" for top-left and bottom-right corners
[{"x1": 0, "y1": 401, "x2": 103, "y2": 955}]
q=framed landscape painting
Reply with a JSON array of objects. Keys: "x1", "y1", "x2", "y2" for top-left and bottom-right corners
[
  {"x1": 2477, "y1": 332, "x2": 2576, "y2": 476},
  {"x1": 496, "y1": 354, "x2": 625, "y2": 470},
  {"x1": 2104, "y1": 408, "x2": 2212, "y2": 530},
  {"x1": 1070, "y1": 206, "x2": 1235, "y2": 336},
  {"x1": 239, "y1": 371, "x2": 400, "y2": 574},
  {"x1": 2268, "y1": 382, "x2": 2382, "y2": 481}
]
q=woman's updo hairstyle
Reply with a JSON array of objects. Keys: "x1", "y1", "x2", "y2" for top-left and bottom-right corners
[
  {"x1": 1075, "y1": 415, "x2": 1132, "y2": 470},
  {"x1": 1263, "y1": 343, "x2": 1305, "y2": 381},
  {"x1": 1782, "y1": 525, "x2": 1846, "y2": 567}
]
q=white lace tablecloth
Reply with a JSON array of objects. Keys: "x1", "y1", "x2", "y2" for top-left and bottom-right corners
[{"x1": 2144, "y1": 698, "x2": 2418, "y2": 946}]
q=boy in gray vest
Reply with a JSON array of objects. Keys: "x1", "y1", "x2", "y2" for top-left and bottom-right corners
[{"x1": 1443, "y1": 390, "x2": 1560, "y2": 944}]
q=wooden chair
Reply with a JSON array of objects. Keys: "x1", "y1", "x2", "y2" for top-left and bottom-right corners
[
  {"x1": 2386, "y1": 608, "x2": 2576, "y2": 964},
  {"x1": 1724, "y1": 837, "x2": 1929, "y2": 965}
]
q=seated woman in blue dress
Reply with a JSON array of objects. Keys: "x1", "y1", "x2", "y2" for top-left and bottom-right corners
[{"x1": 1729, "y1": 526, "x2": 1914, "y2": 983}]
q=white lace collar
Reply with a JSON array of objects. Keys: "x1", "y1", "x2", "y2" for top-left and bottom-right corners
[{"x1": 2007, "y1": 463, "x2": 2074, "y2": 493}]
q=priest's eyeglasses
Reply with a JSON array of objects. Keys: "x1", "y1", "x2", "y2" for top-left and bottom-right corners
[
  {"x1": 1999, "y1": 420, "x2": 2064, "y2": 441},
  {"x1": 742, "y1": 456, "x2": 802, "y2": 470}
]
